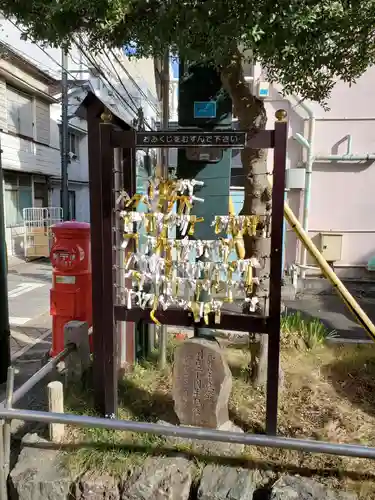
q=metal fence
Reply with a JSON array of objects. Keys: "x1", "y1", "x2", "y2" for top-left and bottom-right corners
[{"x1": 2, "y1": 346, "x2": 375, "y2": 500}]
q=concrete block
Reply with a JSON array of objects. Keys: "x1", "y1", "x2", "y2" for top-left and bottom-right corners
[{"x1": 64, "y1": 321, "x2": 90, "y2": 385}]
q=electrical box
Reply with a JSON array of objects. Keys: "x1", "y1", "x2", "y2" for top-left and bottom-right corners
[
  {"x1": 285, "y1": 168, "x2": 305, "y2": 189},
  {"x1": 318, "y1": 232, "x2": 343, "y2": 262}
]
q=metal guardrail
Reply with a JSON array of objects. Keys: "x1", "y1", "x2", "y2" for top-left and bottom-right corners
[
  {"x1": 2, "y1": 341, "x2": 375, "y2": 500},
  {"x1": 0, "y1": 344, "x2": 75, "y2": 500},
  {"x1": 2, "y1": 407, "x2": 375, "y2": 459}
]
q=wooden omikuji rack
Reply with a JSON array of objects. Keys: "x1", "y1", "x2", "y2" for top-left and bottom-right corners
[{"x1": 86, "y1": 96, "x2": 287, "y2": 434}]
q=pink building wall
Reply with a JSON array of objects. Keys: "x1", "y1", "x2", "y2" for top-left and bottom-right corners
[{"x1": 264, "y1": 67, "x2": 375, "y2": 276}]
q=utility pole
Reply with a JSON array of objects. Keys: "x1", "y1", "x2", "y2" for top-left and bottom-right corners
[
  {"x1": 0, "y1": 140, "x2": 10, "y2": 384},
  {"x1": 158, "y1": 49, "x2": 170, "y2": 369},
  {"x1": 61, "y1": 49, "x2": 69, "y2": 221}
]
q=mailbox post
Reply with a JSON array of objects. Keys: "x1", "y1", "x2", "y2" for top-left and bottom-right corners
[{"x1": 50, "y1": 221, "x2": 92, "y2": 357}]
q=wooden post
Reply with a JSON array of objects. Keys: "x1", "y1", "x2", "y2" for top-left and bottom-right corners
[
  {"x1": 47, "y1": 381, "x2": 65, "y2": 443},
  {"x1": 266, "y1": 111, "x2": 288, "y2": 436},
  {"x1": 87, "y1": 102, "x2": 106, "y2": 414}
]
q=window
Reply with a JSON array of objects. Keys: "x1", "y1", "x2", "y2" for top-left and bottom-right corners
[
  {"x1": 60, "y1": 190, "x2": 76, "y2": 220},
  {"x1": 59, "y1": 128, "x2": 81, "y2": 159},
  {"x1": 6, "y1": 85, "x2": 34, "y2": 138},
  {"x1": 68, "y1": 131, "x2": 80, "y2": 159},
  {"x1": 3, "y1": 171, "x2": 33, "y2": 226}
]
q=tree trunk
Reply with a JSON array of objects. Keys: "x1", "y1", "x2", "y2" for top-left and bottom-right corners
[{"x1": 221, "y1": 50, "x2": 271, "y2": 387}]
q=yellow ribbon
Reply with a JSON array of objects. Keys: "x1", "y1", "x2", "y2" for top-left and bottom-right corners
[
  {"x1": 167, "y1": 195, "x2": 177, "y2": 213},
  {"x1": 188, "y1": 216, "x2": 204, "y2": 236},
  {"x1": 214, "y1": 308, "x2": 221, "y2": 325},
  {"x1": 214, "y1": 217, "x2": 221, "y2": 234},
  {"x1": 227, "y1": 261, "x2": 237, "y2": 281},
  {"x1": 195, "y1": 282, "x2": 202, "y2": 302},
  {"x1": 165, "y1": 242, "x2": 173, "y2": 278},
  {"x1": 146, "y1": 213, "x2": 156, "y2": 234},
  {"x1": 123, "y1": 214, "x2": 130, "y2": 228},
  {"x1": 177, "y1": 196, "x2": 193, "y2": 215},
  {"x1": 123, "y1": 233, "x2": 139, "y2": 251},
  {"x1": 191, "y1": 302, "x2": 201, "y2": 323},
  {"x1": 204, "y1": 303, "x2": 211, "y2": 325},
  {"x1": 245, "y1": 263, "x2": 253, "y2": 293},
  {"x1": 150, "y1": 296, "x2": 161, "y2": 326},
  {"x1": 231, "y1": 217, "x2": 240, "y2": 237},
  {"x1": 244, "y1": 215, "x2": 259, "y2": 236},
  {"x1": 147, "y1": 181, "x2": 154, "y2": 202}
]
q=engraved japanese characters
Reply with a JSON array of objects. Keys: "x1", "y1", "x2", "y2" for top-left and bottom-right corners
[{"x1": 172, "y1": 338, "x2": 232, "y2": 428}]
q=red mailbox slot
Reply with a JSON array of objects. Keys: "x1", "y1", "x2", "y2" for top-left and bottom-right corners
[{"x1": 50, "y1": 221, "x2": 92, "y2": 357}]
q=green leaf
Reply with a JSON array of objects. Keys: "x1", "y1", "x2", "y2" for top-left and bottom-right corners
[{"x1": 1, "y1": 0, "x2": 375, "y2": 103}]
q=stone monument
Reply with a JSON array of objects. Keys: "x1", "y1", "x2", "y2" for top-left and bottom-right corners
[
  {"x1": 166, "y1": 338, "x2": 244, "y2": 456},
  {"x1": 172, "y1": 338, "x2": 232, "y2": 427}
]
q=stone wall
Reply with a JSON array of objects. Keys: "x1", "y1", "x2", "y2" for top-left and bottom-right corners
[{"x1": 10, "y1": 434, "x2": 357, "y2": 500}]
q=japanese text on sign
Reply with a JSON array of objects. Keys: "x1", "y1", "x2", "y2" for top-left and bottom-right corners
[{"x1": 136, "y1": 131, "x2": 247, "y2": 148}]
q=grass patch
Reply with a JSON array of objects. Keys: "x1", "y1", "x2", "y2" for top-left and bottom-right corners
[
  {"x1": 280, "y1": 310, "x2": 335, "y2": 349},
  {"x1": 62, "y1": 336, "x2": 375, "y2": 498}
]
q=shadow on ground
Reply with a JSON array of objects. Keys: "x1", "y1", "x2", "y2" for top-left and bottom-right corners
[
  {"x1": 321, "y1": 346, "x2": 375, "y2": 418},
  {"x1": 118, "y1": 376, "x2": 178, "y2": 424}
]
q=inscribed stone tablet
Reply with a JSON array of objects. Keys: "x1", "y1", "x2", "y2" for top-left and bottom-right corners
[{"x1": 172, "y1": 338, "x2": 232, "y2": 428}]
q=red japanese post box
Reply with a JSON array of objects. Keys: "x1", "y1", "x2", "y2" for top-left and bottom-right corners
[{"x1": 50, "y1": 221, "x2": 92, "y2": 357}]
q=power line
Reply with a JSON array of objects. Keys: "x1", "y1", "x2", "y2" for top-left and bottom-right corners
[
  {"x1": 74, "y1": 37, "x2": 155, "y2": 130},
  {"x1": 74, "y1": 37, "x2": 155, "y2": 124},
  {"x1": 6, "y1": 18, "x2": 89, "y2": 92},
  {"x1": 75, "y1": 43, "x2": 141, "y2": 115},
  {"x1": 100, "y1": 50, "x2": 143, "y2": 113},
  {"x1": 8, "y1": 20, "x2": 159, "y2": 130},
  {"x1": 67, "y1": 43, "x2": 145, "y2": 124},
  {"x1": 7, "y1": 18, "x2": 158, "y2": 131},
  {"x1": 74, "y1": 37, "x2": 138, "y2": 112},
  {"x1": 109, "y1": 48, "x2": 160, "y2": 115},
  {"x1": 74, "y1": 39, "x2": 139, "y2": 118}
]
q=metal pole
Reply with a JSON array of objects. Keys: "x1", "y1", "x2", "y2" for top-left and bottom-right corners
[
  {"x1": 2, "y1": 407, "x2": 375, "y2": 460},
  {"x1": 158, "y1": 49, "x2": 170, "y2": 369},
  {"x1": 0, "y1": 139, "x2": 10, "y2": 384},
  {"x1": 3, "y1": 366, "x2": 14, "y2": 479},
  {"x1": 61, "y1": 49, "x2": 70, "y2": 221},
  {"x1": 0, "y1": 420, "x2": 6, "y2": 500},
  {"x1": 1, "y1": 344, "x2": 74, "y2": 408}
]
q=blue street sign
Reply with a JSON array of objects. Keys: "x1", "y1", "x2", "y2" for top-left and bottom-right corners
[{"x1": 194, "y1": 101, "x2": 217, "y2": 119}]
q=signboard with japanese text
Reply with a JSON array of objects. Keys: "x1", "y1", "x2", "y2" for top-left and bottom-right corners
[{"x1": 136, "y1": 130, "x2": 247, "y2": 148}]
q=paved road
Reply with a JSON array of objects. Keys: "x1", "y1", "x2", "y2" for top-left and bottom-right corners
[
  {"x1": 7, "y1": 259, "x2": 51, "y2": 327},
  {"x1": 284, "y1": 292, "x2": 375, "y2": 343}
]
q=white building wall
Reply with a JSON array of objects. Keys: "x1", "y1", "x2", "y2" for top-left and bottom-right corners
[{"x1": 0, "y1": 18, "x2": 159, "y2": 257}]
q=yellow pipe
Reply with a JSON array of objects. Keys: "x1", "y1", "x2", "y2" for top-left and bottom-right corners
[
  {"x1": 284, "y1": 201, "x2": 375, "y2": 342},
  {"x1": 264, "y1": 172, "x2": 375, "y2": 341},
  {"x1": 228, "y1": 196, "x2": 246, "y2": 259}
]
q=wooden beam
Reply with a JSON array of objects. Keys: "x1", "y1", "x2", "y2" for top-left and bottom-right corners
[
  {"x1": 266, "y1": 118, "x2": 288, "y2": 436},
  {"x1": 114, "y1": 305, "x2": 269, "y2": 333}
]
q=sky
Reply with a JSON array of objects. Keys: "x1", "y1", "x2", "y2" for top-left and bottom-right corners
[{"x1": 124, "y1": 44, "x2": 179, "y2": 78}]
